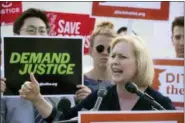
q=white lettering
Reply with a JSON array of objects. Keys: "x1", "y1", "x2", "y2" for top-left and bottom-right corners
[
  {"x1": 84, "y1": 36, "x2": 90, "y2": 48},
  {"x1": 58, "y1": 19, "x2": 65, "y2": 33},
  {"x1": 64, "y1": 21, "x2": 70, "y2": 33},
  {"x1": 0, "y1": 8, "x2": 20, "y2": 14},
  {"x1": 57, "y1": 19, "x2": 81, "y2": 34},
  {"x1": 114, "y1": 10, "x2": 145, "y2": 17},
  {"x1": 15, "y1": 7, "x2": 20, "y2": 12},
  {"x1": 1, "y1": 2, "x2": 12, "y2": 8},
  {"x1": 75, "y1": 22, "x2": 81, "y2": 34}
]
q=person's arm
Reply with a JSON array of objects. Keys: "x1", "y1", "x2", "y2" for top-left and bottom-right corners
[
  {"x1": 45, "y1": 89, "x2": 98, "y2": 122},
  {"x1": 162, "y1": 97, "x2": 176, "y2": 110},
  {"x1": 32, "y1": 94, "x2": 53, "y2": 118},
  {"x1": 19, "y1": 73, "x2": 99, "y2": 122},
  {"x1": 147, "y1": 87, "x2": 176, "y2": 110},
  {"x1": 19, "y1": 73, "x2": 53, "y2": 118}
]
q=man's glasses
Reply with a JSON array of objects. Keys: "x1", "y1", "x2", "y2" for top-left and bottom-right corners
[
  {"x1": 21, "y1": 25, "x2": 49, "y2": 35},
  {"x1": 173, "y1": 35, "x2": 184, "y2": 40},
  {"x1": 96, "y1": 45, "x2": 111, "y2": 54}
]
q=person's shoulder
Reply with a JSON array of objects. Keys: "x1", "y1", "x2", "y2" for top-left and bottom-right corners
[
  {"x1": 146, "y1": 87, "x2": 170, "y2": 102},
  {"x1": 84, "y1": 75, "x2": 96, "y2": 83},
  {"x1": 146, "y1": 87, "x2": 176, "y2": 110}
]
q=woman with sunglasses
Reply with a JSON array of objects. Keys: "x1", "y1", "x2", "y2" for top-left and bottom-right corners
[
  {"x1": 74, "y1": 21, "x2": 117, "y2": 103},
  {"x1": 19, "y1": 35, "x2": 175, "y2": 122}
]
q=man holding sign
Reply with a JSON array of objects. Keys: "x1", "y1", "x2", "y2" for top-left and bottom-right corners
[{"x1": 1, "y1": 8, "x2": 50, "y2": 123}]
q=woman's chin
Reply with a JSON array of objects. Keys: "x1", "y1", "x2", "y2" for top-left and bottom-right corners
[
  {"x1": 98, "y1": 63, "x2": 108, "y2": 68},
  {"x1": 112, "y1": 77, "x2": 128, "y2": 85},
  {"x1": 113, "y1": 79, "x2": 123, "y2": 84}
]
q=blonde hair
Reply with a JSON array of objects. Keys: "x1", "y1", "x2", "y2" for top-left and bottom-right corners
[
  {"x1": 89, "y1": 21, "x2": 117, "y2": 47},
  {"x1": 111, "y1": 36, "x2": 154, "y2": 87}
]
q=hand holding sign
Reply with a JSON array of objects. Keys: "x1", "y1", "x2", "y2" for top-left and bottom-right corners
[
  {"x1": 0, "y1": 77, "x2": 6, "y2": 92},
  {"x1": 75, "y1": 85, "x2": 92, "y2": 102},
  {"x1": 0, "y1": 78, "x2": 6, "y2": 92},
  {"x1": 19, "y1": 73, "x2": 41, "y2": 103}
]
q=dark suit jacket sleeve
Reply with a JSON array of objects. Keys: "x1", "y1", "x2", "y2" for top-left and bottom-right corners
[
  {"x1": 146, "y1": 87, "x2": 176, "y2": 110},
  {"x1": 158, "y1": 96, "x2": 176, "y2": 110},
  {"x1": 44, "y1": 90, "x2": 98, "y2": 122}
]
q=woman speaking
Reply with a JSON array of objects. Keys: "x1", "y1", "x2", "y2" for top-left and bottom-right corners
[{"x1": 19, "y1": 35, "x2": 175, "y2": 122}]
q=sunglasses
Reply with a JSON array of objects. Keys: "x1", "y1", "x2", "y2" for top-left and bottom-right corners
[{"x1": 96, "y1": 45, "x2": 111, "y2": 54}]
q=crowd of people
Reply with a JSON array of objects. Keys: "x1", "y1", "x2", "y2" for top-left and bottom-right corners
[{"x1": 0, "y1": 7, "x2": 184, "y2": 123}]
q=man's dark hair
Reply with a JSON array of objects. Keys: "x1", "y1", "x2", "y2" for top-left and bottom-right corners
[
  {"x1": 117, "y1": 26, "x2": 127, "y2": 34},
  {"x1": 13, "y1": 8, "x2": 50, "y2": 34},
  {"x1": 171, "y1": 16, "x2": 184, "y2": 33}
]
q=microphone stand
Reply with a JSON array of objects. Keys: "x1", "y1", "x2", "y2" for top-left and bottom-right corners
[
  {"x1": 125, "y1": 82, "x2": 166, "y2": 110},
  {"x1": 141, "y1": 92, "x2": 166, "y2": 110},
  {"x1": 151, "y1": 106, "x2": 158, "y2": 111}
]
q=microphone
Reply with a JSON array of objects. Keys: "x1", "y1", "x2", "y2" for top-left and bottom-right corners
[
  {"x1": 57, "y1": 97, "x2": 71, "y2": 113},
  {"x1": 91, "y1": 88, "x2": 107, "y2": 111},
  {"x1": 54, "y1": 89, "x2": 107, "y2": 123},
  {"x1": 54, "y1": 97, "x2": 72, "y2": 121},
  {"x1": 125, "y1": 82, "x2": 166, "y2": 110}
]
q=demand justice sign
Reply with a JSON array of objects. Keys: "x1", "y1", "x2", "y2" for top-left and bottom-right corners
[{"x1": 2, "y1": 36, "x2": 83, "y2": 96}]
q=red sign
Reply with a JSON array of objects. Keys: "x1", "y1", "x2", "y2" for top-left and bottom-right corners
[
  {"x1": 92, "y1": 2, "x2": 169, "y2": 20},
  {"x1": 45, "y1": 11, "x2": 95, "y2": 54},
  {"x1": 80, "y1": 111, "x2": 184, "y2": 123},
  {"x1": 0, "y1": 1, "x2": 23, "y2": 25},
  {"x1": 152, "y1": 59, "x2": 184, "y2": 110}
]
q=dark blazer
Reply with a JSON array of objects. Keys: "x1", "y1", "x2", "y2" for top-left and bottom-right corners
[{"x1": 46, "y1": 85, "x2": 175, "y2": 122}]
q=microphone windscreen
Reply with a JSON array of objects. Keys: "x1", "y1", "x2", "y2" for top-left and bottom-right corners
[
  {"x1": 57, "y1": 97, "x2": 71, "y2": 114},
  {"x1": 125, "y1": 82, "x2": 138, "y2": 93},
  {"x1": 97, "y1": 88, "x2": 107, "y2": 97}
]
